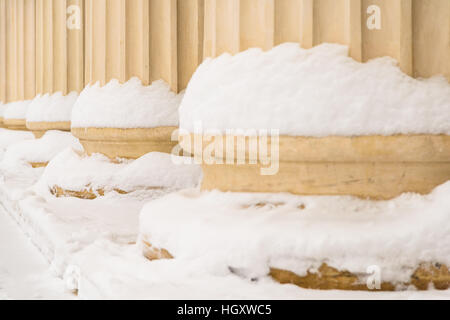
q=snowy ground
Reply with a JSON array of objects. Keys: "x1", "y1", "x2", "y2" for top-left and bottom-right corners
[
  {"x1": 0, "y1": 129, "x2": 448, "y2": 300},
  {"x1": 0, "y1": 207, "x2": 73, "y2": 299}
]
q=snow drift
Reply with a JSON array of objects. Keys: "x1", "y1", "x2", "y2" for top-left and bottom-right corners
[
  {"x1": 39, "y1": 149, "x2": 202, "y2": 194},
  {"x1": 71, "y1": 78, "x2": 183, "y2": 129},
  {"x1": 140, "y1": 182, "x2": 450, "y2": 285},
  {"x1": 180, "y1": 43, "x2": 450, "y2": 136},
  {"x1": 2, "y1": 131, "x2": 82, "y2": 165},
  {"x1": 3, "y1": 100, "x2": 32, "y2": 120},
  {"x1": 26, "y1": 92, "x2": 79, "y2": 123}
]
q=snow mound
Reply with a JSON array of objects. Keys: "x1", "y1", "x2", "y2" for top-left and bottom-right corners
[
  {"x1": 4, "y1": 100, "x2": 32, "y2": 120},
  {"x1": 0, "y1": 128, "x2": 34, "y2": 155},
  {"x1": 2, "y1": 130, "x2": 82, "y2": 164},
  {"x1": 26, "y1": 92, "x2": 78, "y2": 123},
  {"x1": 71, "y1": 78, "x2": 183, "y2": 129},
  {"x1": 140, "y1": 182, "x2": 450, "y2": 284},
  {"x1": 0, "y1": 103, "x2": 6, "y2": 117},
  {"x1": 39, "y1": 149, "x2": 202, "y2": 194},
  {"x1": 180, "y1": 43, "x2": 450, "y2": 136}
]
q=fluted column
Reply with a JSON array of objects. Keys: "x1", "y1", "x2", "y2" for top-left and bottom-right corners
[
  {"x1": 6, "y1": 0, "x2": 17, "y2": 102},
  {"x1": 274, "y1": 0, "x2": 302, "y2": 45},
  {"x1": 177, "y1": 0, "x2": 204, "y2": 90},
  {"x1": 85, "y1": 0, "x2": 204, "y2": 93},
  {"x1": 412, "y1": 0, "x2": 450, "y2": 80},
  {"x1": 0, "y1": 0, "x2": 6, "y2": 104},
  {"x1": 67, "y1": 0, "x2": 84, "y2": 93},
  {"x1": 36, "y1": 0, "x2": 84, "y2": 95}
]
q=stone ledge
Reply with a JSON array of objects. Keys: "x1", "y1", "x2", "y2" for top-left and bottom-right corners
[
  {"x1": 72, "y1": 127, "x2": 178, "y2": 159},
  {"x1": 201, "y1": 161, "x2": 450, "y2": 200},
  {"x1": 26, "y1": 121, "x2": 71, "y2": 138},
  {"x1": 30, "y1": 162, "x2": 48, "y2": 168},
  {"x1": 3, "y1": 118, "x2": 27, "y2": 131},
  {"x1": 270, "y1": 263, "x2": 449, "y2": 291},
  {"x1": 142, "y1": 240, "x2": 174, "y2": 261},
  {"x1": 141, "y1": 241, "x2": 449, "y2": 291},
  {"x1": 180, "y1": 134, "x2": 450, "y2": 163},
  {"x1": 51, "y1": 186, "x2": 129, "y2": 200},
  {"x1": 51, "y1": 185, "x2": 162, "y2": 200},
  {"x1": 180, "y1": 134, "x2": 450, "y2": 199}
]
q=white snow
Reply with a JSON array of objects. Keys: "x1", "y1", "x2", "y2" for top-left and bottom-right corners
[
  {"x1": 180, "y1": 43, "x2": 450, "y2": 136},
  {"x1": 0, "y1": 127, "x2": 447, "y2": 299},
  {"x1": 72, "y1": 241, "x2": 450, "y2": 300},
  {"x1": 3, "y1": 100, "x2": 32, "y2": 120},
  {"x1": 2, "y1": 131, "x2": 82, "y2": 165},
  {"x1": 0, "y1": 128, "x2": 34, "y2": 151},
  {"x1": 26, "y1": 92, "x2": 78, "y2": 123},
  {"x1": 71, "y1": 78, "x2": 183, "y2": 129},
  {"x1": 38, "y1": 149, "x2": 202, "y2": 194},
  {"x1": 0, "y1": 128, "x2": 34, "y2": 161},
  {"x1": 139, "y1": 184, "x2": 450, "y2": 286},
  {"x1": 0, "y1": 207, "x2": 74, "y2": 300},
  {"x1": 0, "y1": 102, "x2": 6, "y2": 118}
]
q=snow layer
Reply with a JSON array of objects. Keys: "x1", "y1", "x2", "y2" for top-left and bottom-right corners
[
  {"x1": 0, "y1": 103, "x2": 6, "y2": 117},
  {"x1": 2, "y1": 131, "x2": 82, "y2": 165},
  {"x1": 39, "y1": 149, "x2": 202, "y2": 194},
  {"x1": 26, "y1": 92, "x2": 78, "y2": 123},
  {"x1": 0, "y1": 128, "x2": 34, "y2": 161},
  {"x1": 180, "y1": 43, "x2": 450, "y2": 136},
  {"x1": 0, "y1": 129, "x2": 448, "y2": 299},
  {"x1": 72, "y1": 240, "x2": 450, "y2": 299},
  {"x1": 4, "y1": 171, "x2": 444, "y2": 299},
  {"x1": 3, "y1": 100, "x2": 32, "y2": 120},
  {"x1": 0, "y1": 128, "x2": 34, "y2": 151},
  {"x1": 71, "y1": 78, "x2": 183, "y2": 129},
  {"x1": 140, "y1": 183, "x2": 450, "y2": 285},
  {"x1": 0, "y1": 207, "x2": 74, "y2": 299}
]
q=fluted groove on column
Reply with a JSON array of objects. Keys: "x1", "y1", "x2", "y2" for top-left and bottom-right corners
[
  {"x1": 239, "y1": 0, "x2": 274, "y2": 51},
  {"x1": 0, "y1": 0, "x2": 6, "y2": 103},
  {"x1": 16, "y1": 0, "x2": 25, "y2": 100},
  {"x1": 347, "y1": 0, "x2": 362, "y2": 61},
  {"x1": 6, "y1": 0, "x2": 17, "y2": 102},
  {"x1": 37, "y1": 0, "x2": 83, "y2": 95},
  {"x1": 412, "y1": 0, "x2": 450, "y2": 81},
  {"x1": 399, "y1": 0, "x2": 413, "y2": 76},
  {"x1": 105, "y1": 0, "x2": 126, "y2": 84},
  {"x1": 177, "y1": 0, "x2": 205, "y2": 91},
  {"x1": 24, "y1": 0, "x2": 36, "y2": 100},
  {"x1": 126, "y1": 0, "x2": 150, "y2": 85},
  {"x1": 35, "y1": 0, "x2": 44, "y2": 94},
  {"x1": 274, "y1": 0, "x2": 302, "y2": 46},
  {"x1": 2, "y1": 0, "x2": 447, "y2": 105},
  {"x1": 67, "y1": 0, "x2": 85, "y2": 93},
  {"x1": 299, "y1": 0, "x2": 313, "y2": 48},
  {"x1": 53, "y1": 0, "x2": 68, "y2": 94},
  {"x1": 149, "y1": 0, "x2": 178, "y2": 91},
  {"x1": 43, "y1": 0, "x2": 53, "y2": 93}
]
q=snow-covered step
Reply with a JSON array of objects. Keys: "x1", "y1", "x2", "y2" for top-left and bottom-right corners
[{"x1": 139, "y1": 186, "x2": 450, "y2": 291}]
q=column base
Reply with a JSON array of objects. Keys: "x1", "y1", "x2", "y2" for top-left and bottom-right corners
[
  {"x1": 142, "y1": 241, "x2": 449, "y2": 291},
  {"x1": 180, "y1": 134, "x2": 450, "y2": 200},
  {"x1": 26, "y1": 121, "x2": 71, "y2": 138},
  {"x1": 51, "y1": 186, "x2": 129, "y2": 200},
  {"x1": 4, "y1": 118, "x2": 28, "y2": 131},
  {"x1": 201, "y1": 161, "x2": 450, "y2": 200},
  {"x1": 270, "y1": 263, "x2": 449, "y2": 291},
  {"x1": 72, "y1": 127, "x2": 178, "y2": 159}
]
